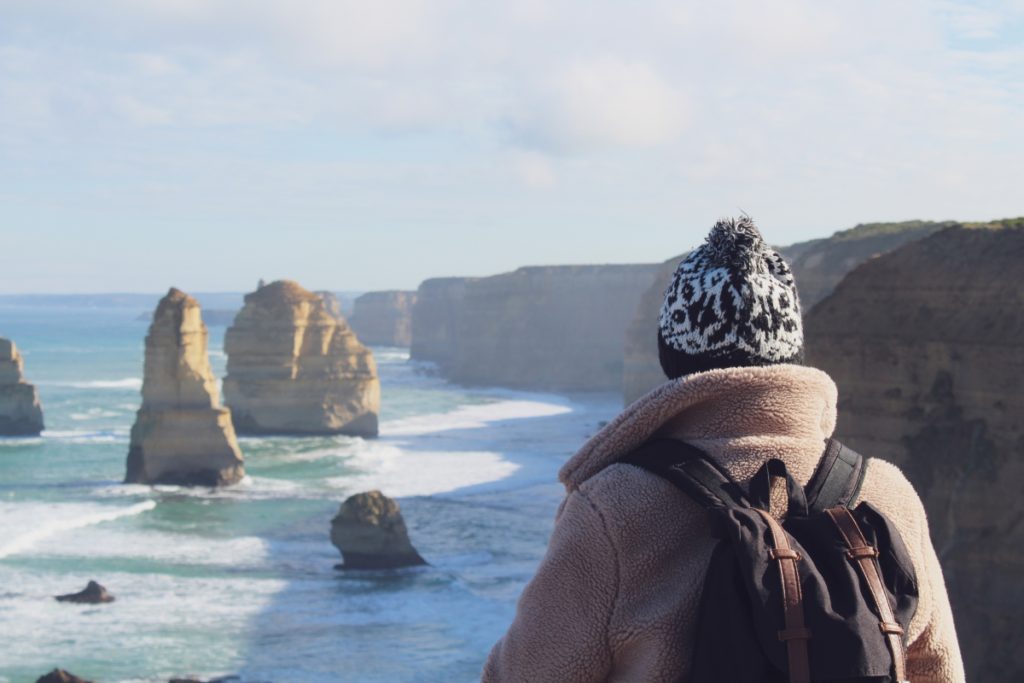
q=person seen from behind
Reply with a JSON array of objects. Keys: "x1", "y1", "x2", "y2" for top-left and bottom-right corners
[{"x1": 483, "y1": 216, "x2": 965, "y2": 682}]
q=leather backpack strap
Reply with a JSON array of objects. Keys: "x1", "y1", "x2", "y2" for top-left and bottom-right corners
[
  {"x1": 621, "y1": 439, "x2": 750, "y2": 510},
  {"x1": 754, "y1": 508, "x2": 812, "y2": 683},
  {"x1": 805, "y1": 439, "x2": 869, "y2": 514},
  {"x1": 826, "y1": 507, "x2": 910, "y2": 683}
]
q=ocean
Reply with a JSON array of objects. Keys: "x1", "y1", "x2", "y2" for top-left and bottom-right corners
[{"x1": 0, "y1": 300, "x2": 620, "y2": 683}]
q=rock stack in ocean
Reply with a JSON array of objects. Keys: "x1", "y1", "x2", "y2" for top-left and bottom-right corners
[
  {"x1": 804, "y1": 222, "x2": 1024, "y2": 681},
  {"x1": 224, "y1": 280, "x2": 380, "y2": 437},
  {"x1": 0, "y1": 337, "x2": 44, "y2": 436},
  {"x1": 330, "y1": 491, "x2": 426, "y2": 569},
  {"x1": 125, "y1": 288, "x2": 245, "y2": 486},
  {"x1": 412, "y1": 266, "x2": 657, "y2": 391},
  {"x1": 621, "y1": 220, "x2": 967, "y2": 405},
  {"x1": 349, "y1": 291, "x2": 418, "y2": 347},
  {"x1": 36, "y1": 670, "x2": 93, "y2": 683},
  {"x1": 55, "y1": 580, "x2": 115, "y2": 604}
]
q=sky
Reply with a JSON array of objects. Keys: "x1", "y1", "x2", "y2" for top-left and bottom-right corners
[{"x1": 1, "y1": 0, "x2": 1022, "y2": 293}]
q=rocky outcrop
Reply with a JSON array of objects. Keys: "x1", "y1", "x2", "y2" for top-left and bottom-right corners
[
  {"x1": 410, "y1": 277, "x2": 475, "y2": 368},
  {"x1": 349, "y1": 291, "x2": 417, "y2": 347},
  {"x1": 621, "y1": 220, "x2": 978, "y2": 405},
  {"x1": 330, "y1": 491, "x2": 426, "y2": 569},
  {"x1": 36, "y1": 670, "x2": 93, "y2": 683},
  {"x1": 315, "y1": 290, "x2": 344, "y2": 319},
  {"x1": 55, "y1": 580, "x2": 115, "y2": 604},
  {"x1": 804, "y1": 222, "x2": 1024, "y2": 681},
  {"x1": 413, "y1": 266, "x2": 657, "y2": 391},
  {"x1": 223, "y1": 280, "x2": 380, "y2": 437},
  {"x1": 0, "y1": 337, "x2": 44, "y2": 436},
  {"x1": 126, "y1": 288, "x2": 245, "y2": 487}
]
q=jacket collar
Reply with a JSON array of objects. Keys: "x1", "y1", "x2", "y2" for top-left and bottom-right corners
[{"x1": 559, "y1": 364, "x2": 838, "y2": 490}]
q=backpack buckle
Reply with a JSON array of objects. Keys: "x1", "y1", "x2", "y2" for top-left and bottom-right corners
[
  {"x1": 769, "y1": 547, "x2": 801, "y2": 561},
  {"x1": 846, "y1": 546, "x2": 879, "y2": 560},
  {"x1": 879, "y1": 621, "x2": 904, "y2": 636}
]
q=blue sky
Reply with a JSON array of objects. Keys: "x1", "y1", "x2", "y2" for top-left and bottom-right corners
[{"x1": 1, "y1": 0, "x2": 1022, "y2": 293}]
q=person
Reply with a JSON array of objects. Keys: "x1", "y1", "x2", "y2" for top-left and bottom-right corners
[{"x1": 482, "y1": 217, "x2": 965, "y2": 682}]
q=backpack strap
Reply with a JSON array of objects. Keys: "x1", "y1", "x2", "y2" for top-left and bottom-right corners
[
  {"x1": 826, "y1": 507, "x2": 910, "y2": 683},
  {"x1": 804, "y1": 439, "x2": 869, "y2": 514},
  {"x1": 621, "y1": 439, "x2": 750, "y2": 510}
]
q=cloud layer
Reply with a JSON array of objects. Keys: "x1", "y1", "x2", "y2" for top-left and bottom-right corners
[{"x1": 0, "y1": 0, "x2": 1022, "y2": 291}]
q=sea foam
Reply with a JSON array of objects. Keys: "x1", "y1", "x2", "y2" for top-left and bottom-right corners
[{"x1": 0, "y1": 500, "x2": 157, "y2": 559}]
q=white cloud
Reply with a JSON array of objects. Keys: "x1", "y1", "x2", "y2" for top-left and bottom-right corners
[
  {"x1": 510, "y1": 151, "x2": 557, "y2": 189},
  {"x1": 515, "y1": 57, "x2": 689, "y2": 152}
]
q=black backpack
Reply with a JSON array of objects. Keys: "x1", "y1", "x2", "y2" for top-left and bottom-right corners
[{"x1": 622, "y1": 439, "x2": 918, "y2": 683}]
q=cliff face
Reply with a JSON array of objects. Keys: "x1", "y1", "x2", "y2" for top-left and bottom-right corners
[
  {"x1": 0, "y1": 337, "x2": 44, "y2": 436},
  {"x1": 349, "y1": 291, "x2": 417, "y2": 347},
  {"x1": 437, "y1": 265, "x2": 658, "y2": 391},
  {"x1": 622, "y1": 220, "x2": 963, "y2": 406},
  {"x1": 804, "y1": 224, "x2": 1024, "y2": 681},
  {"x1": 410, "y1": 277, "x2": 475, "y2": 369},
  {"x1": 223, "y1": 280, "x2": 380, "y2": 437},
  {"x1": 126, "y1": 288, "x2": 245, "y2": 486}
]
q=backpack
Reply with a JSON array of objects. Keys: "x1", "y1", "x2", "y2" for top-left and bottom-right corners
[{"x1": 622, "y1": 439, "x2": 918, "y2": 683}]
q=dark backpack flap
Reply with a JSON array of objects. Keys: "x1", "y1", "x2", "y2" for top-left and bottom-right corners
[
  {"x1": 709, "y1": 502, "x2": 919, "y2": 680},
  {"x1": 688, "y1": 538, "x2": 787, "y2": 683}
]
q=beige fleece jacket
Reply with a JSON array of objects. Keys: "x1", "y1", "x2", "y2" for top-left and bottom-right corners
[{"x1": 483, "y1": 364, "x2": 964, "y2": 683}]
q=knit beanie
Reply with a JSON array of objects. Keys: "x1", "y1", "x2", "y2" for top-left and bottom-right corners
[{"x1": 658, "y1": 216, "x2": 804, "y2": 379}]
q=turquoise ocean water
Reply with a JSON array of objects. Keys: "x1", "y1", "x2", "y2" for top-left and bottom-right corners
[{"x1": 0, "y1": 301, "x2": 619, "y2": 683}]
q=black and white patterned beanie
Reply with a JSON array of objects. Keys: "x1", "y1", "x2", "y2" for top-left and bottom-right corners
[{"x1": 658, "y1": 216, "x2": 804, "y2": 379}]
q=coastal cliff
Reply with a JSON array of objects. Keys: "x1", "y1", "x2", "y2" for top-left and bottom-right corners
[
  {"x1": 410, "y1": 277, "x2": 475, "y2": 369},
  {"x1": 349, "y1": 291, "x2": 417, "y2": 347},
  {"x1": 125, "y1": 288, "x2": 245, "y2": 486},
  {"x1": 804, "y1": 222, "x2": 1024, "y2": 681},
  {"x1": 413, "y1": 266, "x2": 657, "y2": 391},
  {"x1": 0, "y1": 337, "x2": 44, "y2": 436},
  {"x1": 622, "y1": 220, "x2": 960, "y2": 405},
  {"x1": 223, "y1": 280, "x2": 380, "y2": 436}
]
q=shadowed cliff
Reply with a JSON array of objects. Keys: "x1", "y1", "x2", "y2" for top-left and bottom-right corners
[{"x1": 804, "y1": 222, "x2": 1024, "y2": 681}]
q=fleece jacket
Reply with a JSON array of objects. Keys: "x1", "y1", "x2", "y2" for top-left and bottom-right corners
[{"x1": 483, "y1": 364, "x2": 964, "y2": 683}]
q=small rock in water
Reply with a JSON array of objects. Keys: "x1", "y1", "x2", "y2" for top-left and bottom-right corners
[
  {"x1": 55, "y1": 580, "x2": 115, "y2": 604},
  {"x1": 36, "y1": 670, "x2": 94, "y2": 683},
  {"x1": 331, "y1": 491, "x2": 427, "y2": 570}
]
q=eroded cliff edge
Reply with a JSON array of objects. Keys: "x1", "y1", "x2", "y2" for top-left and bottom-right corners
[
  {"x1": 0, "y1": 337, "x2": 44, "y2": 436},
  {"x1": 805, "y1": 222, "x2": 1024, "y2": 681},
  {"x1": 622, "y1": 220, "x2": 955, "y2": 405},
  {"x1": 224, "y1": 280, "x2": 380, "y2": 436},
  {"x1": 126, "y1": 288, "x2": 245, "y2": 486},
  {"x1": 349, "y1": 291, "x2": 417, "y2": 347},
  {"x1": 413, "y1": 266, "x2": 657, "y2": 392}
]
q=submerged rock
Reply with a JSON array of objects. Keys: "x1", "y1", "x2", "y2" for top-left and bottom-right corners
[
  {"x1": 55, "y1": 580, "x2": 115, "y2": 604},
  {"x1": 0, "y1": 337, "x2": 44, "y2": 436},
  {"x1": 126, "y1": 288, "x2": 245, "y2": 486},
  {"x1": 36, "y1": 670, "x2": 93, "y2": 683},
  {"x1": 224, "y1": 280, "x2": 380, "y2": 437},
  {"x1": 331, "y1": 491, "x2": 426, "y2": 569}
]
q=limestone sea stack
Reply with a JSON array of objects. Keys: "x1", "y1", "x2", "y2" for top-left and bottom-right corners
[
  {"x1": 804, "y1": 222, "x2": 1024, "y2": 681},
  {"x1": 349, "y1": 290, "x2": 418, "y2": 347},
  {"x1": 330, "y1": 491, "x2": 426, "y2": 569},
  {"x1": 224, "y1": 281, "x2": 380, "y2": 437},
  {"x1": 125, "y1": 288, "x2": 245, "y2": 486},
  {"x1": 0, "y1": 337, "x2": 44, "y2": 436}
]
